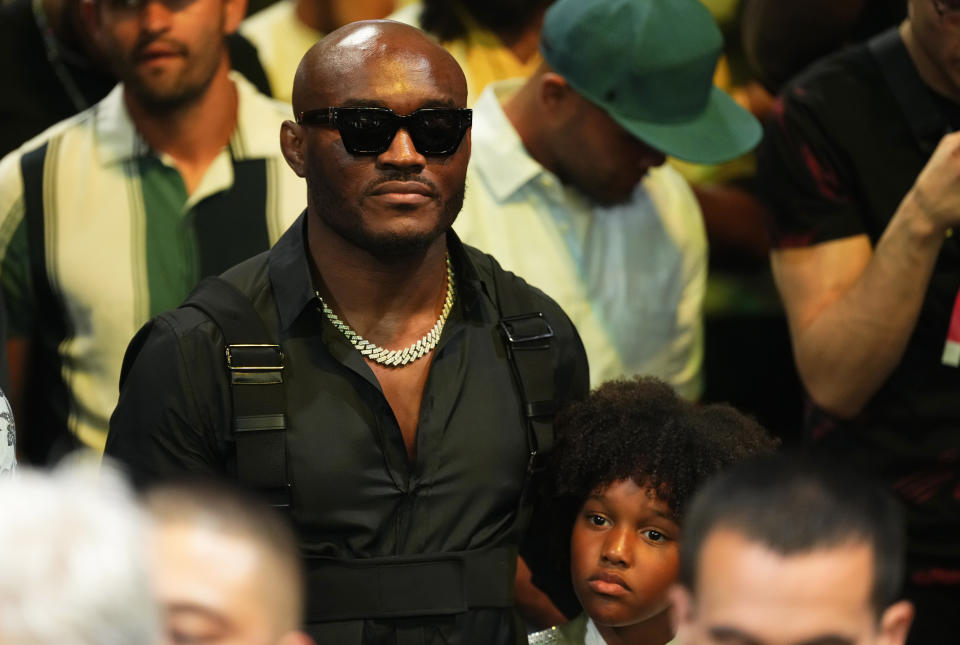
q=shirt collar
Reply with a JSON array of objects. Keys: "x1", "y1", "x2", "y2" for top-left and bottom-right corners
[
  {"x1": 470, "y1": 79, "x2": 550, "y2": 201},
  {"x1": 94, "y1": 72, "x2": 290, "y2": 166},
  {"x1": 268, "y1": 213, "x2": 490, "y2": 333}
]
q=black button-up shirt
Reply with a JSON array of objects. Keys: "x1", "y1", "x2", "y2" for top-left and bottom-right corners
[{"x1": 105, "y1": 214, "x2": 589, "y2": 644}]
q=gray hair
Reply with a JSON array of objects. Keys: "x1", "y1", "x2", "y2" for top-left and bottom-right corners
[{"x1": 0, "y1": 456, "x2": 160, "y2": 644}]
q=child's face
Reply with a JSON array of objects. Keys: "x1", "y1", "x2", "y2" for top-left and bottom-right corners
[{"x1": 570, "y1": 478, "x2": 680, "y2": 628}]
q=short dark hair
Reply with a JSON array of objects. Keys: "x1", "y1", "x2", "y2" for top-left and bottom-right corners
[
  {"x1": 551, "y1": 377, "x2": 779, "y2": 521},
  {"x1": 421, "y1": 0, "x2": 549, "y2": 42},
  {"x1": 678, "y1": 454, "x2": 906, "y2": 613}
]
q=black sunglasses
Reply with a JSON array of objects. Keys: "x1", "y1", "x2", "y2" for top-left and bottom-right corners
[{"x1": 296, "y1": 107, "x2": 472, "y2": 156}]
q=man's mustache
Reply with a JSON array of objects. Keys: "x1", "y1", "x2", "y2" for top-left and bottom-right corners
[{"x1": 133, "y1": 36, "x2": 189, "y2": 58}]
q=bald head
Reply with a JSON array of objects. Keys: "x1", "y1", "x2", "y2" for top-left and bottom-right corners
[{"x1": 292, "y1": 20, "x2": 467, "y2": 115}]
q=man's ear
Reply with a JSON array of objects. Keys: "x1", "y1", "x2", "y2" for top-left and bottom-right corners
[
  {"x1": 668, "y1": 583, "x2": 694, "y2": 636},
  {"x1": 223, "y1": 0, "x2": 248, "y2": 35},
  {"x1": 280, "y1": 121, "x2": 307, "y2": 177},
  {"x1": 878, "y1": 600, "x2": 914, "y2": 645},
  {"x1": 538, "y1": 72, "x2": 571, "y2": 113}
]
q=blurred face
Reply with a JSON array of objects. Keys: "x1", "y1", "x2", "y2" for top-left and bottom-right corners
[
  {"x1": 91, "y1": 0, "x2": 243, "y2": 110},
  {"x1": 152, "y1": 521, "x2": 288, "y2": 645},
  {"x1": 551, "y1": 93, "x2": 667, "y2": 206},
  {"x1": 908, "y1": 0, "x2": 960, "y2": 102},
  {"x1": 570, "y1": 479, "x2": 680, "y2": 634},
  {"x1": 291, "y1": 28, "x2": 470, "y2": 257},
  {"x1": 674, "y1": 529, "x2": 911, "y2": 645}
]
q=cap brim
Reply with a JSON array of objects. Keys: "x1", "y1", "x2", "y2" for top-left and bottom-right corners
[{"x1": 609, "y1": 87, "x2": 762, "y2": 165}]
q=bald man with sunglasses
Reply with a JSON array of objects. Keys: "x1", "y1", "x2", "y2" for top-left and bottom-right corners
[
  {"x1": 758, "y1": 0, "x2": 960, "y2": 641},
  {"x1": 106, "y1": 20, "x2": 589, "y2": 645}
]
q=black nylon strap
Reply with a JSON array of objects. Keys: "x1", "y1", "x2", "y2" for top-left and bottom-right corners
[
  {"x1": 181, "y1": 277, "x2": 290, "y2": 507},
  {"x1": 304, "y1": 546, "x2": 517, "y2": 622},
  {"x1": 868, "y1": 27, "x2": 952, "y2": 155},
  {"x1": 490, "y1": 264, "x2": 561, "y2": 536}
]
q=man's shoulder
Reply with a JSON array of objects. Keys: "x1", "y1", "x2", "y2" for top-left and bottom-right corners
[
  {"x1": 0, "y1": 107, "x2": 95, "y2": 216},
  {"x1": 131, "y1": 252, "x2": 273, "y2": 354},
  {"x1": 780, "y1": 41, "x2": 884, "y2": 116},
  {"x1": 463, "y1": 243, "x2": 565, "y2": 314},
  {"x1": 220, "y1": 249, "x2": 274, "y2": 299},
  {"x1": 0, "y1": 105, "x2": 95, "y2": 167},
  {"x1": 461, "y1": 241, "x2": 588, "y2": 373}
]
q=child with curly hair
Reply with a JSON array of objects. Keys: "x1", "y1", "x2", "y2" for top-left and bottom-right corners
[{"x1": 529, "y1": 377, "x2": 778, "y2": 645}]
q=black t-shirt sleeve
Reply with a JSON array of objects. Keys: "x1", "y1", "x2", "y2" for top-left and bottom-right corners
[
  {"x1": 105, "y1": 313, "x2": 231, "y2": 488},
  {"x1": 758, "y1": 86, "x2": 871, "y2": 248}
]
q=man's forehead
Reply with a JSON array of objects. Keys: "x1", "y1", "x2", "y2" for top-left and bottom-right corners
[
  {"x1": 300, "y1": 22, "x2": 467, "y2": 109},
  {"x1": 692, "y1": 529, "x2": 877, "y2": 642}
]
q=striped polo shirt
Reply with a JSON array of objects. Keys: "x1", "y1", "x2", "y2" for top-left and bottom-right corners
[{"x1": 0, "y1": 72, "x2": 305, "y2": 455}]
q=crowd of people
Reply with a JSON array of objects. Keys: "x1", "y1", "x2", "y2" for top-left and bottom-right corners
[{"x1": 0, "y1": 0, "x2": 957, "y2": 643}]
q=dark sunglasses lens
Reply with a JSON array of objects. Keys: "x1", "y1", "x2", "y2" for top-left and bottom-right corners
[
  {"x1": 338, "y1": 110, "x2": 397, "y2": 154},
  {"x1": 410, "y1": 111, "x2": 466, "y2": 154}
]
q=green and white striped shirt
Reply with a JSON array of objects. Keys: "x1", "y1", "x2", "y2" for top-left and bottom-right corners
[{"x1": 0, "y1": 72, "x2": 305, "y2": 454}]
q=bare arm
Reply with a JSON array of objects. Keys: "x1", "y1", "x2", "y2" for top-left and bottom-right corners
[
  {"x1": 773, "y1": 132, "x2": 960, "y2": 417},
  {"x1": 514, "y1": 556, "x2": 568, "y2": 630}
]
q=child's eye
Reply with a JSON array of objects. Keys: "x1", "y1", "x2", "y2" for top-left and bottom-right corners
[
  {"x1": 587, "y1": 513, "x2": 609, "y2": 527},
  {"x1": 642, "y1": 529, "x2": 666, "y2": 542}
]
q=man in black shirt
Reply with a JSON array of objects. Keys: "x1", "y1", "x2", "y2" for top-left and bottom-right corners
[
  {"x1": 106, "y1": 20, "x2": 588, "y2": 644},
  {"x1": 758, "y1": 1, "x2": 960, "y2": 641}
]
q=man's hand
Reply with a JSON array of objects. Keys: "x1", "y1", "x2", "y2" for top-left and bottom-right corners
[
  {"x1": 772, "y1": 132, "x2": 959, "y2": 417},
  {"x1": 905, "y1": 131, "x2": 960, "y2": 236}
]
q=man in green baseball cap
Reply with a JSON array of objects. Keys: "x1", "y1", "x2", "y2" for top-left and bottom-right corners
[{"x1": 456, "y1": 0, "x2": 760, "y2": 416}]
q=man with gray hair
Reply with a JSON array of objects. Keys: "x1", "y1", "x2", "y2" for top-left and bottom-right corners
[{"x1": 0, "y1": 459, "x2": 159, "y2": 644}]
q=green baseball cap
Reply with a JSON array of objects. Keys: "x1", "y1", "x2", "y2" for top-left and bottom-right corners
[{"x1": 540, "y1": 0, "x2": 762, "y2": 165}]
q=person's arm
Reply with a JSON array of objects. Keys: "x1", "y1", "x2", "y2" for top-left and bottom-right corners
[
  {"x1": 514, "y1": 556, "x2": 568, "y2": 629},
  {"x1": 772, "y1": 131, "x2": 960, "y2": 418},
  {"x1": 105, "y1": 313, "x2": 231, "y2": 487}
]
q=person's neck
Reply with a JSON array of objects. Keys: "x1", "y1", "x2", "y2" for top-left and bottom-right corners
[
  {"x1": 306, "y1": 215, "x2": 451, "y2": 346},
  {"x1": 503, "y1": 82, "x2": 562, "y2": 177},
  {"x1": 593, "y1": 606, "x2": 674, "y2": 645},
  {"x1": 124, "y1": 60, "x2": 238, "y2": 195},
  {"x1": 901, "y1": 19, "x2": 960, "y2": 104}
]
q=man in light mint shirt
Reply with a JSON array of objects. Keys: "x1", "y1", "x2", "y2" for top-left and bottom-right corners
[{"x1": 455, "y1": 0, "x2": 761, "y2": 398}]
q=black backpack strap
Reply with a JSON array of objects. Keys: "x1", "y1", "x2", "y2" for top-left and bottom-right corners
[
  {"x1": 181, "y1": 277, "x2": 290, "y2": 508},
  {"x1": 868, "y1": 27, "x2": 952, "y2": 155},
  {"x1": 490, "y1": 264, "x2": 560, "y2": 533}
]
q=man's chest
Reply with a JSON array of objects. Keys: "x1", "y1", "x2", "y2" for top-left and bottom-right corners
[{"x1": 278, "y1": 331, "x2": 531, "y2": 552}]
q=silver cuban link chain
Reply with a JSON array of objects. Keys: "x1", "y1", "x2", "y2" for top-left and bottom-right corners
[{"x1": 316, "y1": 256, "x2": 455, "y2": 367}]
